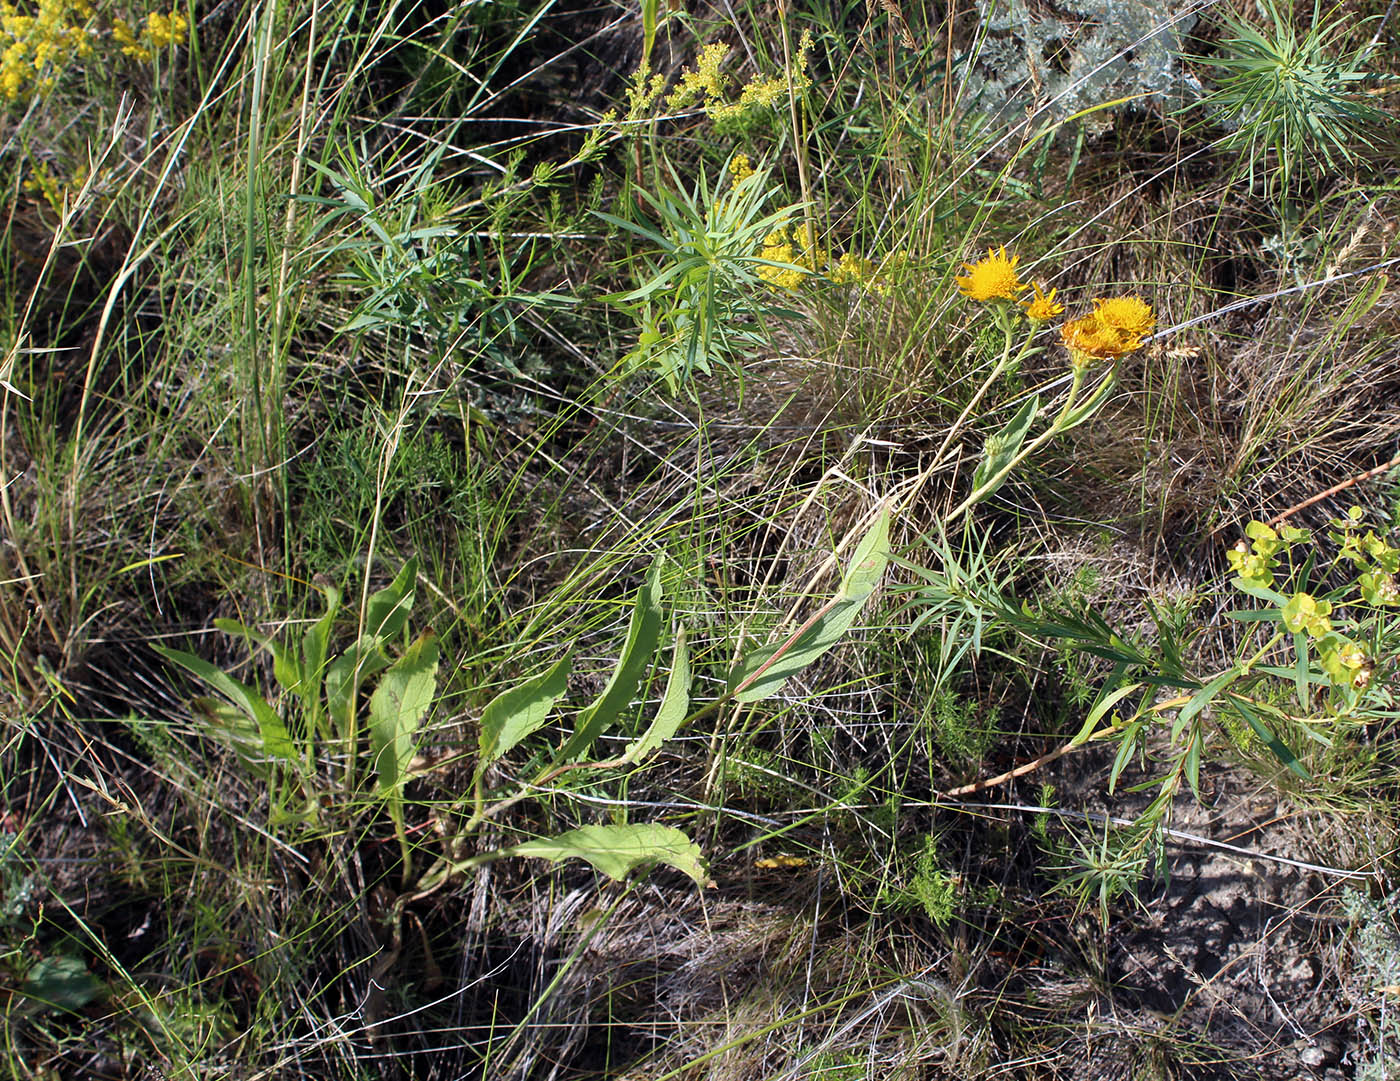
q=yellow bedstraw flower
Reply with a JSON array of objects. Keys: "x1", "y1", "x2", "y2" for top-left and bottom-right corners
[
  {"x1": 667, "y1": 41, "x2": 728, "y2": 109},
  {"x1": 955, "y1": 246, "x2": 1028, "y2": 302},
  {"x1": 1021, "y1": 282, "x2": 1063, "y2": 322},
  {"x1": 146, "y1": 9, "x2": 187, "y2": 48},
  {"x1": 728, "y1": 153, "x2": 754, "y2": 185},
  {"x1": 756, "y1": 229, "x2": 807, "y2": 290}
]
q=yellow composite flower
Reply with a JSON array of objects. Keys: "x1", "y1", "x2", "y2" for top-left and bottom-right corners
[
  {"x1": 1060, "y1": 295, "x2": 1156, "y2": 362},
  {"x1": 1021, "y1": 282, "x2": 1064, "y2": 322},
  {"x1": 1091, "y1": 295, "x2": 1155, "y2": 341},
  {"x1": 955, "y1": 246, "x2": 1028, "y2": 303}
]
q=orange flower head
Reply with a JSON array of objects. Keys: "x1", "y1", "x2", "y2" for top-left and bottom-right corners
[
  {"x1": 955, "y1": 246, "x2": 1028, "y2": 302},
  {"x1": 1060, "y1": 313, "x2": 1128, "y2": 361}
]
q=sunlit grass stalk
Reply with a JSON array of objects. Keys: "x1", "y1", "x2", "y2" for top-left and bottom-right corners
[{"x1": 778, "y1": 0, "x2": 816, "y2": 255}]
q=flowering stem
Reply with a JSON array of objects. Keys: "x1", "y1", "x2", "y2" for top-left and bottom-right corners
[
  {"x1": 944, "y1": 354, "x2": 1118, "y2": 524},
  {"x1": 898, "y1": 309, "x2": 1027, "y2": 515}
]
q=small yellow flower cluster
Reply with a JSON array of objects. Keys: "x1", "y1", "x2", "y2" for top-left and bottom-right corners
[
  {"x1": 828, "y1": 251, "x2": 877, "y2": 287},
  {"x1": 143, "y1": 8, "x2": 182, "y2": 47},
  {"x1": 23, "y1": 157, "x2": 98, "y2": 212},
  {"x1": 756, "y1": 227, "x2": 815, "y2": 290},
  {"x1": 1, "y1": 0, "x2": 94, "y2": 99},
  {"x1": 112, "y1": 7, "x2": 186, "y2": 63},
  {"x1": 728, "y1": 153, "x2": 754, "y2": 186},
  {"x1": 829, "y1": 250, "x2": 904, "y2": 295},
  {"x1": 2, "y1": 1, "x2": 186, "y2": 101},
  {"x1": 667, "y1": 41, "x2": 728, "y2": 111},
  {"x1": 667, "y1": 33, "x2": 812, "y2": 123},
  {"x1": 756, "y1": 230, "x2": 900, "y2": 295}
]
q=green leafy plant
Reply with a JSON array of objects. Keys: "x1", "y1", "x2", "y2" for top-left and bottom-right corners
[
  {"x1": 153, "y1": 511, "x2": 892, "y2": 896},
  {"x1": 901, "y1": 508, "x2": 1400, "y2": 911},
  {"x1": 1189, "y1": 0, "x2": 1397, "y2": 198},
  {"x1": 307, "y1": 143, "x2": 575, "y2": 376},
  {"x1": 599, "y1": 155, "x2": 801, "y2": 395},
  {"x1": 155, "y1": 561, "x2": 436, "y2": 863},
  {"x1": 418, "y1": 508, "x2": 891, "y2": 890}
]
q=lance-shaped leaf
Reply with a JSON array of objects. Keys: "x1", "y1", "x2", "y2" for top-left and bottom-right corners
[
  {"x1": 556, "y1": 559, "x2": 665, "y2": 761},
  {"x1": 301, "y1": 581, "x2": 341, "y2": 738},
  {"x1": 621, "y1": 627, "x2": 689, "y2": 765},
  {"x1": 368, "y1": 630, "x2": 440, "y2": 809},
  {"x1": 731, "y1": 507, "x2": 890, "y2": 702},
  {"x1": 213, "y1": 618, "x2": 303, "y2": 696},
  {"x1": 968, "y1": 395, "x2": 1039, "y2": 504},
  {"x1": 476, "y1": 654, "x2": 572, "y2": 779},
  {"x1": 507, "y1": 824, "x2": 708, "y2": 887},
  {"x1": 155, "y1": 645, "x2": 295, "y2": 763}
]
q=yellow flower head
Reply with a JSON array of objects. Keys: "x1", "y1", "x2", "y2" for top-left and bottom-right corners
[
  {"x1": 1091, "y1": 295, "x2": 1155, "y2": 341},
  {"x1": 1060, "y1": 295, "x2": 1155, "y2": 366},
  {"x1": 955, "y1": 246, "x2": 1027, "y2": 302},
  {"x1": 1021, "y1": 282, "x2": 1064, "y2": 322}
]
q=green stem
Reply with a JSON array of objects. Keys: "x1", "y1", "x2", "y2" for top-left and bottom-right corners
[
  {"x1": 943, "y1": 359, "x2": 1117, "y2": 524},
  {"x1": 899, "y1": 308, "x2": 1027, "y2": 516}
]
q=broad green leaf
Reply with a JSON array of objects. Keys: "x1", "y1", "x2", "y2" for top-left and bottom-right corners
[
  {"x1": 508, "y1": 824, "x2": 708, "y2": 887},
  {"x1": 364, "y1": 559, "x2": 418, "y2": 643},
  {"x1": 324, "y1": 635, "x2": 393, "y2": 738},
  {"x1": 214, "y1": 618, "x2": 302, "y2": 696},
  {"x1": 622, "y1": 628, "x2": 690, "y2": 765},
  {"x1": 368, "y1": 630, "x2": 440, "y2": 805},
  {"x1": 840, "y1": 506, "x2": 891, "y2": 602},
  {"x1": 969, "y1": 395, "x2": 1039, "y2": 501},
  {"x1": 21, "y1": 956, "x2": 103, "y2": 1013},
  {"x1": 477, "y1": 654, "x2": 572, "y2": 775},
  {"x1": 557, "y1": 559, "x2": 665, "y2": 761},
  {"x1": 155, "y1": 645, "x2": 295, "y2": 762},
  {"x1": 731, "y1": 509, "x2": 890, "y2": 702}
]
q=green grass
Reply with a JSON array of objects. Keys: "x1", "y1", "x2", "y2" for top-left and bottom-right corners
[{"x1": 2, "y1": 0, "x2": 1399, "y2": 1077}]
